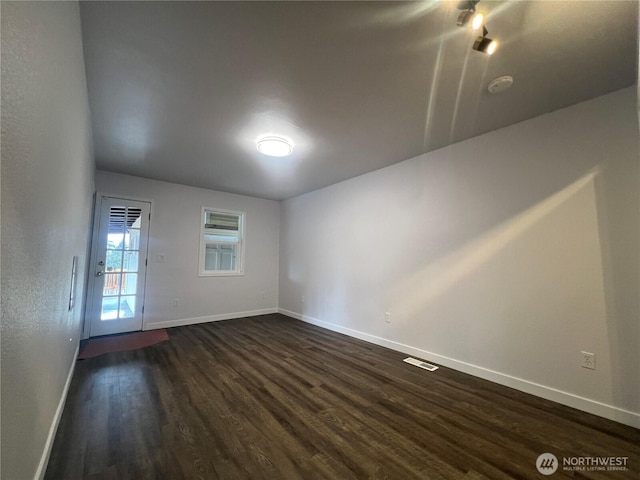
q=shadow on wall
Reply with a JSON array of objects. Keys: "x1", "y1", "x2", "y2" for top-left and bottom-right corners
[
  {"x1": 387, "y1": 168, "x2": 630, "y2": 410},
  {"x1": 392, "y1": 169, "x2": 602, "y2": 310}
]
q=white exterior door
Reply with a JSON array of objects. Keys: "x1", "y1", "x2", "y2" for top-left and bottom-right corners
[{"x1": 88, "y1": 196, "x2": 151, "y2": 337}]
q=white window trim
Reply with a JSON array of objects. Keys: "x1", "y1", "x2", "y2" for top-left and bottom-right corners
[{"x1": 198, "y1": 206, "x2": 246, "y2": 277}]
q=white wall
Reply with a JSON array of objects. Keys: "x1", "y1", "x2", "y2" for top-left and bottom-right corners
[
  {"x1": 279, "y1": 87, "x2": 640, "y2": 427},
  {"x1": 1, "y1": 2, "x2": 95, "y2": 478},
  {"x1": 93, "y1": 171, "x2": 280, "y2": 332}
]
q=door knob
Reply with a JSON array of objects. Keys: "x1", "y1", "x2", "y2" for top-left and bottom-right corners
[{"x1": 96, "y1": 271, "x2": 104, "y2": 277}]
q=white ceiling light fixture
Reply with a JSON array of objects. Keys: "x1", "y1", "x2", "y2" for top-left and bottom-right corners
[{"x1": 256, "y1": 136, "x2": 293, "y2": 157}]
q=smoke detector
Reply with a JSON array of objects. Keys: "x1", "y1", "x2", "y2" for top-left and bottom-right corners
[{"x1": 488, "y1": 75, "x2": 513, "y2": 93}]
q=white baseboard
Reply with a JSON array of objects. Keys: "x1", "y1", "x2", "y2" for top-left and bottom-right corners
[
  {"x1": 279, "y1": 308, "x2": 640, "y2": 429},
  {"x1": 144, "y1": 308, "x2": 278, "y2": 330},
  {"x1": 35, "y1": 344, "x2": 79, "y2": 480}
]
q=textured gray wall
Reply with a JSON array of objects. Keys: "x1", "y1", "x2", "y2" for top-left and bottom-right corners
[{"x1": 1, "y1": 2, "x2": 94, "y2": 478}]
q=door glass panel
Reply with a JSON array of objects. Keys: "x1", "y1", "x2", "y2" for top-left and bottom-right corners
[
  {"x1": 106, "y1": 250, "x2": 123, "y2": 272},
  {"x1": 123, "y1": 251, "x2": 139, "y2": 272},
  {"x1": 124, "y1": 228, "x2": 141, "y2": 250},
  {"x1": 121, "y1": 273, "x2": 138, "y2": 296},
  {"x1": 103, "y1": 274, "x2": 121, "y2": 296},
  {"x1": 101, "y1": 296, "x2": 119, "y2": 320},
  {"x1": 108, "y1": 233, "x2": 124, "y2": 249},
  {"x1": 123, "y1": 209, "x2": 142, "y2": 250},
  {"x1": 119, "y1": 296, "x2": 136, "y2": 318}
]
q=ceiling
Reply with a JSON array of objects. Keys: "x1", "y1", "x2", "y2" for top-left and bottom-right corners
[{"x1": 80, "y1": 1, "x2": 638, "y2": 200}]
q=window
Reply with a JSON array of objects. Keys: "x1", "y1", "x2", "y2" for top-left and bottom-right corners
[{"x1": 199, "y1": 207, "x2": 245, "y2": 276}]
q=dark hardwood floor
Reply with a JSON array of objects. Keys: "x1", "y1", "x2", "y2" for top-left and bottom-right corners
[{"x1": 46, "y1": 314, "x2": 639, "y2": 479}]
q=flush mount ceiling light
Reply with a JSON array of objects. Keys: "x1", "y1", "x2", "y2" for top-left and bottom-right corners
[
  {"x1": 456, "y1": 0, "x2": 484, "y2": 30},
  {"x1": 473, "y1": 26, "x2": 498, "y2": 55},
  {"x1": 256, "y1": 136, "x2": 293, "y2": 157}
]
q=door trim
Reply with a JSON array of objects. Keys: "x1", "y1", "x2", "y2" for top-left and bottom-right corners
[{"x1": 83, "y1": 192, "x2": 154, "y2": 338}]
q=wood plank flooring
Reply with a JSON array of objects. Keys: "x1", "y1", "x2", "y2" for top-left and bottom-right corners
[{"x1": 45, "y1": 314, "x2": 640, "y2": 479}]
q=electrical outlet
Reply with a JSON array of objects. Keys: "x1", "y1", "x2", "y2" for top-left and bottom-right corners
[
  {"x1": 173, "y1": 298, "x2": 180, "y2": 307},
  {"x1": 385, "y1": 312, "x2": 391, "y2": 323},
  {"x1": 260, "y1": 291, "x2": 266, "y2": 302},
  {"x1": 301, "y1": 295, "x2": 305, "y2": 304},
  {"x1": 581, "y1": 351, "x2": 595, "y2": 370},
  {"x1": 155, "y1": 254, "x2": 166, "y2": 262}
]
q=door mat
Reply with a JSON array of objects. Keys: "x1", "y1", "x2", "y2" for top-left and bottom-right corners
[{"x1": 78, "y1": 329, "x2": 169, "y2": 359}]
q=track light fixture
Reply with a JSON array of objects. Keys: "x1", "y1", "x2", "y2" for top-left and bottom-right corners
[
  {"x1": 456, "y1": 1, "x2": 498, "y2": 55},
  {"x1": 473, "y1": 26, "x2": 498, "y2": 55},
  {"x1": 456, "y1": 0, "x2": 484, "y2": 30}
]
